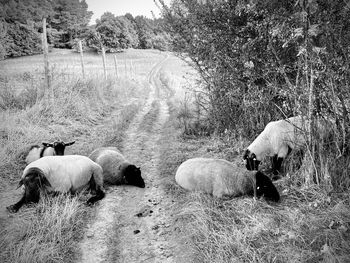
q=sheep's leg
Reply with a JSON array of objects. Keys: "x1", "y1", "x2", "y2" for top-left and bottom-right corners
[
  {"x1": 6, "y1": 187, "x2": 40, "y2": 213},
  {"x1": 6, "y1": 194, "x2": 26, "y2": 213},
  {"x1": 86, "y1": 174, "x2": 105, "y2": 205},
  {"x1": 86, "y1": 187, "x2": 105, "y2": 205},
  {"x1": 271, "y1": 155, "x2": 278, "y2": 173},
  {"x1": 273, "y1": 157, "x2": 284, "y2": 175},
  {"x1": 274, "y1": 145, "x2": 289, "y2": 176}
]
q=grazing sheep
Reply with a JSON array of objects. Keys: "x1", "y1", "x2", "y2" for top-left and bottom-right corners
[
  {"x1": 7, "y1": 155, "x2": 105, "y2": 213},
  {"x1": 243, "y1": 116, "x2": 308, "y2": 175},
  {"x1": 25, "y1": 139, "x2": 75, "y2": 164},
  {"x1": 89, "y1": 147, "x2": 145, "y2": 188},
  {"x1": 175, "y1": 158, "x2": 280, "y2": 202}
]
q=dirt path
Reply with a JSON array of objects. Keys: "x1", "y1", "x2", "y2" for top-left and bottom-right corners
[{"x1": 79, "y1": 54, "x2": 177, "y2": 263}]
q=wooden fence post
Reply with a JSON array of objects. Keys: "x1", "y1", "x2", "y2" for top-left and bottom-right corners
[
  {"x1": 130, "y1": 59, "x2": 134, "y2": 79},
  {"x1": 42, "y1": 17, "x2": 52, "y2": 103},
  {"x1": 78, "y1": 40, "x2": 85, "y2": 79},
  {"x1": 124, "y1": 59, "x2": 128, "y2": 78},
  {"x1": 113, "y1": 55, "x2": 119, "y2": 79},
  {"x1": 101, "y1": 46, "x2": 107, "y2": 80}
]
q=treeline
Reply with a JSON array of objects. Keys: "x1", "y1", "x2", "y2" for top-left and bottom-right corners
[
  {"x1": 161, "y1": 0, "x2": 350, "y2": 186},
  {"x1": 83, "y1": 12, "x2": 171, "y2": 53},
  {"x1": 0, "y1": 0, "x2": 170, "y2": 59}
]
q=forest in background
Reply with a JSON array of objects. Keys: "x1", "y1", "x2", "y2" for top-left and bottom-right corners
[{"x1": 0, "y1": 0, "x2": 171, "y2": 59}]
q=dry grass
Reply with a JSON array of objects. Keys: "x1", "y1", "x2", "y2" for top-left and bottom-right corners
[
  {"x1": 0, "y1": 194, "x2": 88, "y2": 263},
  {"x1": 158, "y1": 102, "x2": 350, "y2": 262},
  {"x1": 0, "y1": 49, "x2": 162, "y2": 263},
  {"x1": 180, "y1": 185, "x2": 350, "y2": 263}
]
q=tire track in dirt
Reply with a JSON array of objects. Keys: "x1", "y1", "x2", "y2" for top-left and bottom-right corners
[{"x1": 79, "y1": 54, "x2": 176, "y2": 263}]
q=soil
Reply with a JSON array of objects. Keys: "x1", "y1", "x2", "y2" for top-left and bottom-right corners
[{"x1": 79, "y1": 54, "x2": 181, "y2": 263}]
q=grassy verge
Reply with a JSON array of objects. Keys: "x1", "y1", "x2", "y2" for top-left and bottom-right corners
[
  {"x1": 0, "y1": 77, "x2": 147, "y2": 263},
  {"x1": 0, "y1": 194, "x2": 88, "y2": 263},
  {"x1": 158, "y1": 100, "x2": 350, "y2": 262},
  {"x1": 0, "y1": 49, "x2": 156, "y2": 263}
]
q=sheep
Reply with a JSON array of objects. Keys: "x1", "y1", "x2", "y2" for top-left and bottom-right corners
[
  {"x1": 175, "y1": 157, "x2": 280, "y2": 202},
  {"x1": 25, "y1": 139, "x2": 75, "y2": 164},
  {"x1": 89, "y1": 147, "x2": 145, "y2": 188},
  {"x1": 7, "y1": 155, "x2": 105, "y2": 213},
  {"x1": 243, "y1": 116, "x2": 309, "y2": 176}
]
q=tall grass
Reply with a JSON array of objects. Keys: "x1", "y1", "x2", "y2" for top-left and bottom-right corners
[
  {"x1": 0, "y1": 50, "x2": 153, "y2": 263},
  {"x1": 158, "y1": 126, "x2": 350, "y2": 262},
  {"x1": 0, "y1": 194, "x2": 88, "y2": 263},
  {"x1": 182, "y1": 187, "x2": 350, "y2": 263},
  {"x1": 158, "y1": 97, "x2": 350, "y2": 262}
]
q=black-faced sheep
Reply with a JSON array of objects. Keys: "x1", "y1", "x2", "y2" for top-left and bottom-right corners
[
  {"x1": 243, "y1": 116, "x2": 308, "y2": 175},
  {"x1": 25, "y1": 139, "x2": 75, "y2": 164},
  {"x1": 7, "y1": 155, "x2": 105, "y2": 213},
  {"x1": 88, "y1": 147, "x2": 145, "y2": 188},
  {"x1": 175, "y1": 158, "x2": 280, "y2": 202}
]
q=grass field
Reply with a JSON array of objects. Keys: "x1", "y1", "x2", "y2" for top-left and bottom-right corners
[
  {"x1": 158, "y1": 125, "x2": 350, "y2": 262},
  {"x1": 0, "y1": 48, "x2": 167, "y2": 263},
  {"x1": 1, "y1": 48, "x2": 349, "y2": 263}
]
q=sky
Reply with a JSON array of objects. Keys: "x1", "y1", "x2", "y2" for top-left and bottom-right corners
[{"x1": 85, "y1": 0, "x2": 171, "y2": 24}]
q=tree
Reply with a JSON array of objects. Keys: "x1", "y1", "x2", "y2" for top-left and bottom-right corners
[
  {"x1": 50, "y1": 0, "x2": 92, "y2": 48},
  {"x1": 91, "y1": 12, "x2": 139, "y2": 52},
  {"x1": 161, "y1": 0, "x2": 350, "y2": 187},
  {"x1": 0, "y1": 0, "x2": 93, "y2": 57}
]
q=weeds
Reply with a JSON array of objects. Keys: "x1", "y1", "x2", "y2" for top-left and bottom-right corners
[
  {"x1": 180, "y1": 185, "x2": 350, "y2": 263},
  {"x1": 0, "y1": 194, "x2": 88, "y2": 263},
  {"x1": 158, "y1": 105, "x2": 350, "y2": 262}
]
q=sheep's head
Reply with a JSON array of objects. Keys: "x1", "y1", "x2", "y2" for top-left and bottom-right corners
[
  {"x1": 243, "y1": 149, "x2": 261, "y2": 171},
  {"x1": 7, "y1": 172, "x2": 51, "y2": 213},
  {"x1": 255, "y1": 171, "x2": 280, "y2": 202},
  {"x1": 42, "y1": 140, "x2": 75, "y2": 155},
  {"x1": 124, "y1": 165, "x2": 145, "y2": 188}
]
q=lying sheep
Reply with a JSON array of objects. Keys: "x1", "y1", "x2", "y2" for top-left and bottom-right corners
[
  {"x1": 25, "y1": 139, "x2": 75, "y2": 164},
  {"x1": 89, "y1": 147, "x2": 145, "y2": 188},
  {"x1": 175, "y1": 157, "x2": 280, "y2": 202},
  {"x1": 7, "y1": 155, "x2": 105, "y2": 213},
  {"x1": 243, "y1": 116, "x2": 309, "y2": 175}
]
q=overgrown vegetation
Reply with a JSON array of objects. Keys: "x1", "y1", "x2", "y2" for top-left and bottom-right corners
[
  {"x1": 142, "y1": 4, "x2": 350, "y2": 260},
  {"x1": 160, "y1": 0, "x2": 350, "y2": 189},
  {"x1": 158, "y1": 115, "x2": 350, "y2": 262}
]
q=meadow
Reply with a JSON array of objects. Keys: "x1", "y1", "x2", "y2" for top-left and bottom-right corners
[
  {"x1": 0, "y1": 48, "x2": 349, "y2": 263},
  {"x1": 0, "y1": 48, "x2": 164, "y2": 262}
]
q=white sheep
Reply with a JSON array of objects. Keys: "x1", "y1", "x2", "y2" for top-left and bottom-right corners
[
  {"x1": 243, "y1": 116, "x2": 312, "y2": 175},
  {"x1": 175, "y1": 157, "x2": 280, "y2": 202},
  {"x1": 89, "y1": 147, "x2": 145, "y2": 188},
  {"x1": 25, "y1": 139, "x2": 75, "y2": 164},
  {"x1": 7, "y1": 155, "x2": 105, "y2": 213}
]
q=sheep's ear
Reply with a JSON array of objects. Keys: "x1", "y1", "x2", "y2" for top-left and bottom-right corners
[
  {"x1": 243, "y1": 149, "x2": 249, "y2": 159},
  {"x1": 16, "y1": 179, "x2": 24, "y2": 189},
  {"x1": 64, "y1": 141, "x2": 75, "y2": 146},
  {"x1": 42, "y1": 142, "x2": 53, "y2": 147},
  {"x1": 38, "y1": 174, "x2": 51, "y2": 188}
]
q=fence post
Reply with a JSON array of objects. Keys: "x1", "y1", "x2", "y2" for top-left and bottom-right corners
[
  {"x1": 124, "y1": 59, "x2": 128, "y2": 78},
  {"x1": 78, "y1": 40, "x2": 85, "y2": 79},
  {"x1": 113, "y1": 55, "x2": 118, "y2": 79},
  {"x1": 42, "y1": 17, "x2": 52, "y2": 103},
  {"x1": 101, "y1": 46, "x2": 107, "y2": 80},
  {"x1": 130, "y1": 59, "x2": 134, "y2": 79}
]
